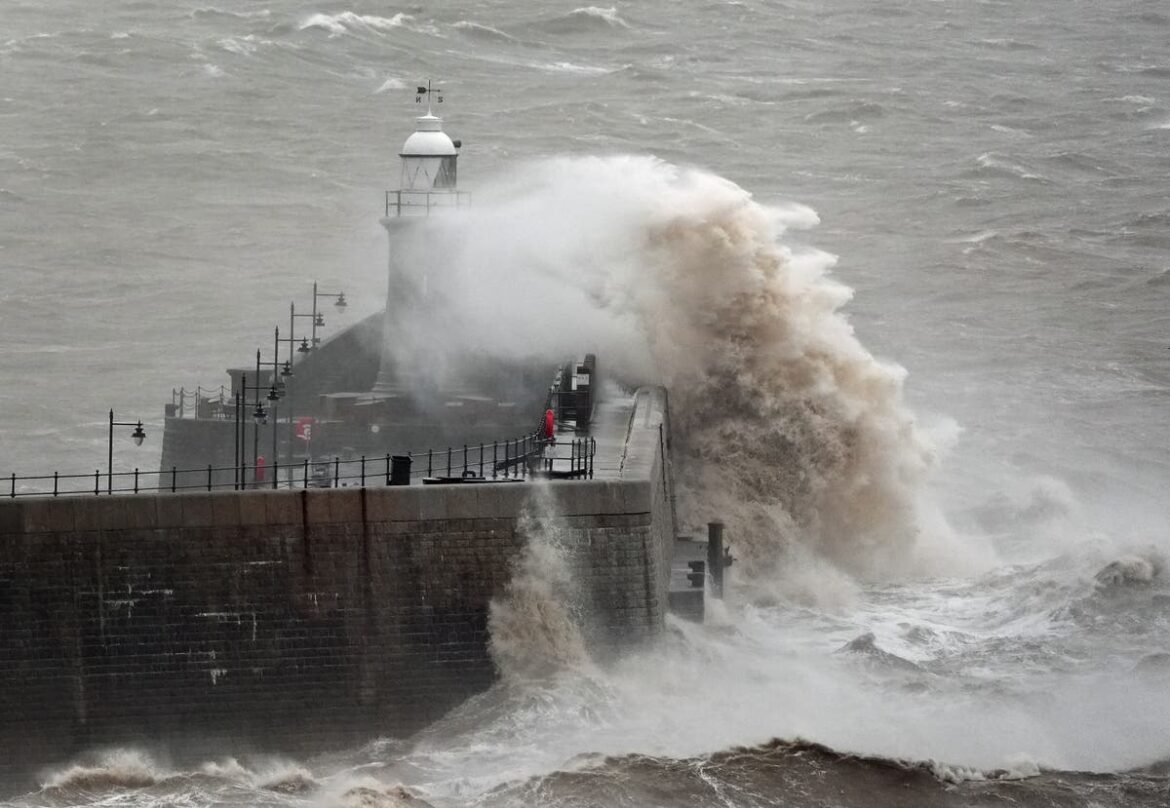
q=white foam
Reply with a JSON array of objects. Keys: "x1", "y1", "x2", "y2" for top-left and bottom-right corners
[
  {"x1": 453, "y1": 21, "x2": 517, "y2": 41},
  {"x1": 533, "y1": 61, "x2": 612, "y2": 75},
  {"x1": 384, "y1": 156, "x2": 981, "y2": 593},
  {"x1": 567, "y1": 6, "x2": 630, "y2": 28},
  {"x1": 375, "y1": 77, "x2": 406, "y2": 94},
  {"x1": 299, "y1": 12, "x2": 425, "y2": 37}
]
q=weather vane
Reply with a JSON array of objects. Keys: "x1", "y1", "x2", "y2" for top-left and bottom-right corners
[{"x1": 414, "y1": 79, "x2": 443, "y2": 115}]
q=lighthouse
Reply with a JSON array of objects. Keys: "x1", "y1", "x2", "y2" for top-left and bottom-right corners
[{"x1": 371, "y1": 85, "x2": 466, "y2": 396}]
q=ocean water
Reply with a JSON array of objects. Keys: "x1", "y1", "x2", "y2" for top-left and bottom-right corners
[{"x1": 2, "y1": 1, "x2": 1170, "y2": 806}]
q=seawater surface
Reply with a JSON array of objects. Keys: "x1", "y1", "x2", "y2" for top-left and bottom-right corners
[{"x1": 2, "y1": 1, "x2": 1169, "y2": 806}]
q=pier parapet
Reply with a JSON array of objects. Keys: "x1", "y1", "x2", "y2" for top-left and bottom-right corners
[{"x1": 0, "y1": 387, "x2": 675, "y2": 793}]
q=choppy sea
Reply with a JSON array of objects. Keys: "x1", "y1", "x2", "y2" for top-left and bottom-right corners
[{"x1": 2, "y1": 1, "x2": 1169, "y2": 806}]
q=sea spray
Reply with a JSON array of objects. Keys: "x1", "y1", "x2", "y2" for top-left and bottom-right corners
[
  {"x1": 488, "y1": 482, "x2": 594, "y2": 681},
  {"x1": 41, "y1": 749, "x2": 164, "y2": 791},
  {"x1": 387, "y1": 156, "x2": 974, "y2": 592}
]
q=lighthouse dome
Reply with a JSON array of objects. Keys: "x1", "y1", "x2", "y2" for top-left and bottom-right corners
[
  {"x1": 398, "y1": 112, "x2": 459, "y2": 191},
  {"x1": 400, "y1": 114, "x2": 457, "y2": 157}
]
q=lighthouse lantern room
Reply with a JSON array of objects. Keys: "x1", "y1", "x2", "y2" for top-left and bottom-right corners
[
  {"x1": 400, "y1": 114, "x2": 458, "y2": 191},
  {"x1": 385, "y1": 82, "x2": 465, "y2": 217}
]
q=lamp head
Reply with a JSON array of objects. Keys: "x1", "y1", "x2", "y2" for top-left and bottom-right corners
[
  {"x1": 131, "y1": 422, "x2": 146, "y2": 446},
  {"x1": 298, "y1": 338, "x2": 310, "y2": 354},
  {"x1": 253, "y1": 405, "x2": 267, "y2": 425},
  {"x1": 335, "y1": 292, "x2": 347, "y2": 310}
]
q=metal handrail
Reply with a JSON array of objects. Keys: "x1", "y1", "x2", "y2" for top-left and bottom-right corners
[
  {"x1": 3, "y1": 435, "x2": 596, "y2": 499},
  {"x1": 384, "y1": 189, "x2": 470, "y2": 218},
  {"x1": 170, "y1": 386, "x2": 231, "y2": 419}
]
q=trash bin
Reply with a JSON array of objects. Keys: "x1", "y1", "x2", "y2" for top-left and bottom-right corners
[{"x1": 390, "y1": 455, "x2": 411, "y2": 486}]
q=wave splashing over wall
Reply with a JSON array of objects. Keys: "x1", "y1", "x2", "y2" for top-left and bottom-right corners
[
  {"x1": 489, "y1": 483, "x2": 594, "y2": 681},
  {"x1": 391, "y1": 156, "x2": 970, "y2": 596}
]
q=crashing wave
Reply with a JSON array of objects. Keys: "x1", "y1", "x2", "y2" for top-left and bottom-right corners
[
  {"x1": 392, "y1": 156, "x2": 968, "y2": 596},
  {"x1": 1095, "y1": 552, "x2": 1163, "y2": 587},
  {"x1": 298, "y1": 12, "x2": 434, "y2": 37},
  {"x1": 536, "y1": 6, "x2": 632, "y2": 34},
  {"x1": 837, "y1": 631, "x2": 923, "y2": 672},
  {"x1": 42, "y1": 749, "x2": 163, "y2": 791},
  {"x1": 453, "y1": 21, "x2": 519, "y2": 43}
]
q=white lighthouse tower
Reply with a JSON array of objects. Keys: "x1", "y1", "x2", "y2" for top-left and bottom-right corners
[{"x1": 371, "y1": 84, "x2": 466, "y2": 396}]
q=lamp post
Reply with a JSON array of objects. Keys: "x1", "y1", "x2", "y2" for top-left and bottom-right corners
[
  {"x1": 291, "y1": 301, "x2": 321, "y2": 353},
  {"x1": 235, "y1": 371, "x2": 275, "y2": 489},
  {"x1": 262, "y1": 327, "x2": 294, "y2": 485},
  {"x1": 107, "y1": 410, "x2": 146, "y2": 494},
  {"x1": 280, "y1": 310, "x2": 311, "y2": 481},
  {"x1": 310, "y1": 281, "x2": 347, "y2": 349}
]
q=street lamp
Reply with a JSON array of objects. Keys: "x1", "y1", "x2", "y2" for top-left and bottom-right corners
[
  {"x1": 234, "y1": 370, "x2": 277, "y2": 489},
  {"x1": 311, "y1": 281, "x2": 347, "y2": 349},
  {"x1": 261, "y1": 327, "x2": 296, "y2": 480},
  {"x1": 107, "y1": 409, "x2": 146, "y2": 494},
  {"x1": 292, "y1": 300, "x2": 322, "y2": 351}
]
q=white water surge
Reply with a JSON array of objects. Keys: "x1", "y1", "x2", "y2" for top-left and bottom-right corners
[
  {"x1": 363, "y1": 157, "x2": 1170, "y2": 792},
  {"x1": 388, "y1": 155, "x2": 981, "y2": 599}
]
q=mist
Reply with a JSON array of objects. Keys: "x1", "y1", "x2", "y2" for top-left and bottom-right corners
[{"x1": 385, "y1": 155, "x2": 985, "y2": 594}]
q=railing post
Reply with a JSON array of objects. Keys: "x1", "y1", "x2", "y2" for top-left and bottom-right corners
[
  {"x1": 385, "y1": 453, "x2": 392, "y2": 485},
  {"x1": 171, "y1": 466, "x2": 177, "y2": 492},
  {"x1": 446, "y1": 447, "x2": 452, "y2": 478},
  {"x1": 10, "y1": 473, "x2": 14, "y2": 498},
  {"x1": 207, "y1": 464, "x2": 212, "y2": 491},
  {"x1": 479, "y1": 443, "x2": 484, "y2": 478},
  {"x1": 462, "y1": 445, "x2": 468, "y2": 476},
  {"x1": 53, "y1": 471, "x2": 59, "y2": 497},
  {"x1": 334, "y1": 457, "x2": 340, "y2": 488},
  {"x1": 303, "y1": 458, "x2": 309, "y2": 487},
  {"x1": 360, "y1": 455, "x2": 366, "y2": 487},
  {"x1": 427, "y1": 449, "x2": 433, "y2": 478},
  {"x1": 272, "y1": 461, "x2": 279, "y2": 490},
  {"x1": 94, "y1": 470, "x2": 100, "y2": 495},
  {"x1": 136, "y1": 468, "x2": 141, "y2": 494},
  {"x1": 492, "y1": 441, "x2": 498, "y2": 479}
]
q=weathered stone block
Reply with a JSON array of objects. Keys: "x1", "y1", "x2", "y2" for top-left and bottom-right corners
[
  {"x1": 0, "y1": 500, "x2": 21, "y2": 534},
  {"x1": 210, "y1": 493, "x2": 241, "y2": 526},
  {"x1": 470, "y1": 482, "x2": 530, "y2": 518},
  {"x1": 154, "y1": 494, "x2": 184, "y2": 528},
  {"x1": 555, "y1": 480, "x2": 625, "y2": 517},
  {"x1": 237, "y1": 492, "x2": 268, "y2": 526},
  {"x1": 303, "y1": 488, "x2": 332, "y2": 524},
  {"x1": 443, "y1": 487, "x2": 480, "y2": 520},
  {"x1": 179, "y1": 493, "x2": 215, "y2": 527},
  {"x1": 20, "y1": 498, "x2": 72, "y2": 533},
  {"x1": 416, "y1": 487, "x2": 448, "y2": 521},
  {"x1": 328, "y1": 489, "x2": 363, "y2": 523},
  {"x1": 621, "y1": 480, "x2": 652, "y2": 514},
  {"x1": 264, "y1": 491, "x2": 302, "y2": 525}
]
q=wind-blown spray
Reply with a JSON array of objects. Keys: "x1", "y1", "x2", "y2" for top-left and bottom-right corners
[
  {"x1": 488, "y1": 483, "x2": 594, "y2": 681},
  {"x1": 388, "y1": 155, "x2": 963, "y2": 592}
]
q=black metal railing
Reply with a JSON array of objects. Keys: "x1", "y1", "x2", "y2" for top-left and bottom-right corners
[
  {"x1": 168, "y1": 386, "x2": 232, "y2": 420},
  {"x1": 384, "y1": 189, "x2": 470, "y2": 218},
  {"x1": 4, "y1": 435, "x2": 596, "y2": 499}
]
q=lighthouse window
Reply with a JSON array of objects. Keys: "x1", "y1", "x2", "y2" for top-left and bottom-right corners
[{"x1": 436, "y1": 155, "x2": 458, "y2": 188}]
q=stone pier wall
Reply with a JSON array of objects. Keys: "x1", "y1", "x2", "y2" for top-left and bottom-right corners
[{"x1": 0, "y1": 388, "x2": 675, "y2": 793}]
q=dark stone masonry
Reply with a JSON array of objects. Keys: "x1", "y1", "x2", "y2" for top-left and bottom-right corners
[{"x1": 0, "y1": 390, "x2": 675, "y2": 792}]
